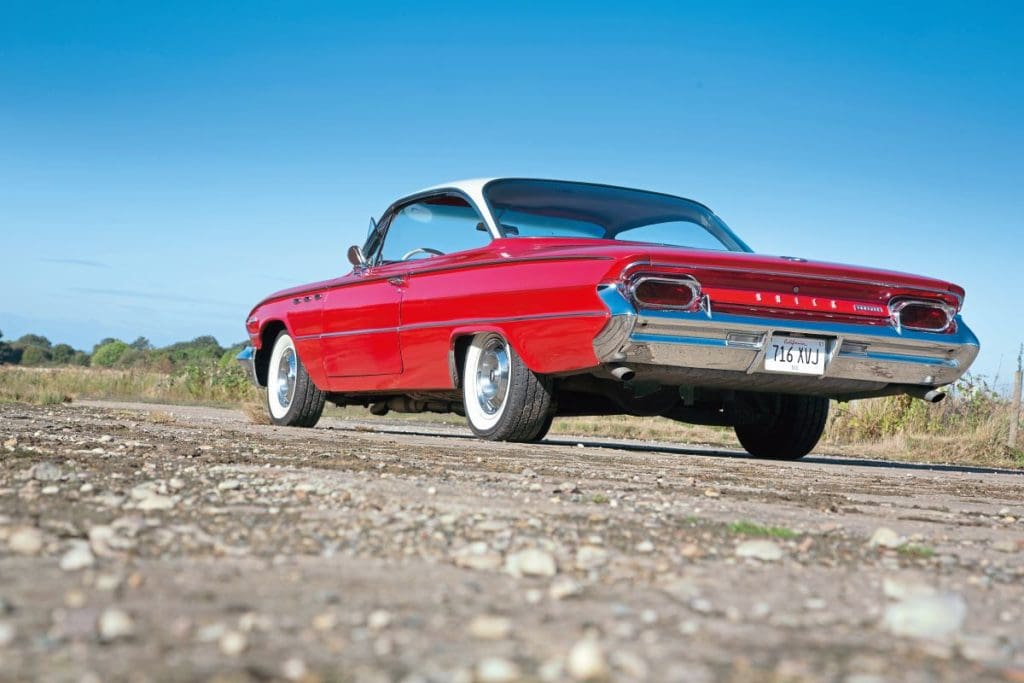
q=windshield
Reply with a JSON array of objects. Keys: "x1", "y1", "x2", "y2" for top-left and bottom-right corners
[{"x1": 483, "y1": 179, "x2": 751, "y2": 252}]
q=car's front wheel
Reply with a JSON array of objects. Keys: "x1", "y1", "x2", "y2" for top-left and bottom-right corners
[
  {"x1": 462, "y1": 333, "x2": 554, "y2": 442},
  {"x1": 265, "y1": 330, "x2": 325, "y2": 427},
  {"x1": 733, "y1": 394, "x2": 828, "y2": 460}
]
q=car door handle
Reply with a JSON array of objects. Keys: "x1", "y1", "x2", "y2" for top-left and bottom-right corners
[{"x1": 388, "y1": 277, "x2": 406, "y2": 287}]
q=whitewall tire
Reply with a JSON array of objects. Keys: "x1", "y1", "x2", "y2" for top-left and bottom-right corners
[
  {"x1": 462, "y1": 333, "x2": 554, "y2": 442},
  {"x1": 265, "y1": 330, "x2": 325, "y2": 427}
]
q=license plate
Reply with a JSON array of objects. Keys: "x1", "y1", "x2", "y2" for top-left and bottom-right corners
[{"x1": 764, "y1": 336, "x2": 827, "y2": 375}]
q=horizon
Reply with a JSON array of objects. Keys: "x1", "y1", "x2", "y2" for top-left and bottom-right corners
[{"x1": 2, "y1": 2, "x2": 1021, "y2": 388}]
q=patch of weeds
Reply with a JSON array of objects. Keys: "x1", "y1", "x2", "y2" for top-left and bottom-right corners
[
  {"x1": 591, "y1": 494, "x2": 609, "y2": 504},
  {"x1": 242, "y1": 402, "x2": 272, "y2": 426},
  {"x1": 683, "y1": 515, "x2": 701, "y2": 525},
  {"x1": 8, "y1": 448, "x2": 38, "y2": 459},
  {"x1": 38, "y1": 391, "x2": 72, "y2": 405},
  {"x1": 148, "y1": 411, "x2": 176, "y2": 424},
  {"x1": 897, "y1": 543, "x2": 935, "y2": 559},
  {"x1": 728, "y1": 519, "x2": 799, "y2": 539}
]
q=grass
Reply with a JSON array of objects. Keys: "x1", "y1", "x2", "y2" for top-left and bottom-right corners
[
  {"x1": 897, "y1": 543, "x2": 936, "y2": 559},
  {"x1": 2, "y1": 366, "x2": 1020, "y2": 469},
  {"x1": 728, "y1": 520, "x2": 800, "y2": 539},
  {"x1": 0, "y1": 365, "x2": 259, "y2": 407}
]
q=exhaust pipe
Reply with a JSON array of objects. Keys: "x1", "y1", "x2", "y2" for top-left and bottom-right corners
[
  {"x1": 906, "y1": 386, "x2": 946, "y2": 403},
  {"x1": 609, "y1": 365, "x2": 635, "y2": 382}
]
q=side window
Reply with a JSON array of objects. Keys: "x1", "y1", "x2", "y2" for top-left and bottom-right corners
[{"x1": 379, "y1": 195, "x2": 491, "y2": 263}]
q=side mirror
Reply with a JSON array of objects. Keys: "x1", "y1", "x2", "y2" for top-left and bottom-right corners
[{"x1": 347, "y1": 245, "x2": 368, "y2": 269}]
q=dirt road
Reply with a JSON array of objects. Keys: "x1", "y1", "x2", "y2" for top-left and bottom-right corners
[{"x1": 1, "y1": 400, "x2": 1022, "y2": 682}]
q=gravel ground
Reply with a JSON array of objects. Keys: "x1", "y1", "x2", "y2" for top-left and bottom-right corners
[{"x1": 0, "y1": 400, "x2": 1022, "y2": 683}]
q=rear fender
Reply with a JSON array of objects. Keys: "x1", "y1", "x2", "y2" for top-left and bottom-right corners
[{"x1": 447, "y1": 318, "x2": 605, "y2": 386}]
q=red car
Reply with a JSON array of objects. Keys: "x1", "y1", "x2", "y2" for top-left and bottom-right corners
[{"x1": 239, "y1": 178, "x2": 979, "y2": 459}]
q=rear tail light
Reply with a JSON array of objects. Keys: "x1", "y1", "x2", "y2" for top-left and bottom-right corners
[
  {"x1": 629, "y1": 276, "x2": 703, "y2": 311},
  {"x1": 889, "y1": 299, "x2": 955, "y2": 332}
]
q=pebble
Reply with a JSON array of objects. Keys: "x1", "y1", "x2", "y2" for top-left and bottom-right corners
[
  {"x1": 88, "y1": 525, "x2": 118, "y2": 557},
  {"x1": 7, "y1": 527, "x2": 44, "y2": 555},
  {"x1": 96, "y1": 574, "x2": 124, "y2": 592},
  {"x1": 882, "y1": 593, "x2": 967, "y2": 639},
  {"x1": 218, "y1": 479, "x2": 242, "y2": 491},
  {"x1": 60, "y1": 541, "x2": 96, "y2": 571},
  {"x1": 367, "y1": 609, "x2": 392, "y2": 630},
  {"x1": 281, "y1": 657, "x2": 308, "y2": 681},
  {"x1": 505, "y1": 548, "x2": 558, "y2": 577},
  {"x1": 567, "y1": 637, "x2": 609, "y2": 681},
  {"x1": 98, "y1": 608, "x2": 135, "y2": 641},
  {"x1": 958, "y1": 633, "x2": 1005, "y2": 663},
  {"x1": 468, "y1": 614, "x2": 512, "y2": 640},
  {"x1": 868, "y1": 527, "x2": 903, "y2": 549},
  {"x1": 219, "y1": 630, "x2": 248, "y2": 655},
  {"x1": 65, "y1": 589, "x2": 88, "y2": 608},
  {"x1": 453, "y1": 543, "x2": 503, "y2": 571},
  {"x1": 735, "y1": 540, "x2": 784, "y2": 562},
  {"x1": 882, "y1": 577, "x2": 937, "y2": 601},
  {"x1": 680, "y1": 543, "x2": 702, "y2": 559},
  {"x1": 136, "y1": 494, "x2": 175, "y2": 511},
  {"x1": 196, "y1": 622, "x2": 227, "y2": 642},
  {"x1": 549, "y1": 576, "x2": 584, "y2": 601},
  {"x1": 575, "y1": 545, "x2": 609, "y2": 571},
  {"x1": 312, "y1": 612, "x2": 337, "y2": 631},
  {"x1": 0, "y1": 621, "x2": 14, "y2": 647},
  {"x1": 31, "y1": 462, "x2": 61, "y2": 481},
  {"x1": 475, "y1": 657, "x2": 520, "y2": 683},
  {"x1": 635, "y1": 540, "x2": 655, "y2": 554}
]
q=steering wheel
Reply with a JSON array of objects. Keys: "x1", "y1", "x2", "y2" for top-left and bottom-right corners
[{"x1": 401, "y1": 247, "x2": 445, "y2": 261}]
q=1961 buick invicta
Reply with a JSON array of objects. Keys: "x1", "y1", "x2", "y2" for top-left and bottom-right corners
[{"x1": 239, "y1": 178, "x2": 979, "y2": 459}]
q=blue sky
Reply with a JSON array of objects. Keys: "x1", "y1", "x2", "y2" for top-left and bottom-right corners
[{"x1": 1, "y1": 1, "x2": 1021, "y2": 386}]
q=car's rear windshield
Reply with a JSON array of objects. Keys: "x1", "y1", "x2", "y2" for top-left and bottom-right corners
[{"x1": 483, "y1": 179, "x2": 750, "y2": 252}]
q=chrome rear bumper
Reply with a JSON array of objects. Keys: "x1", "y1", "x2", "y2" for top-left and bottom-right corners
[{"x1": 593, "y1": 285, "x2": 979, "y2": 398}]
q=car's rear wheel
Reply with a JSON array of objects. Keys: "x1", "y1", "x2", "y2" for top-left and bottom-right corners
[
  {"x1": 266, "y1": 330, "x2": 325, "y2": 427},
  {"x1": 462, "y1": 333, "x2": 554, "y2": 442},
  {"x1": 733, "y1": 394, "x2": 828, "y2": 460}
]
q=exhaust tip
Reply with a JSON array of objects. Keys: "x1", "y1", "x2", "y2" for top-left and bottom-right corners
[
  {"x1": 906, "y1": 386, "x2": 946, "y2": 403},
  {"x1": 609, "y1": 365, "x2": 635, "y2": 382}
]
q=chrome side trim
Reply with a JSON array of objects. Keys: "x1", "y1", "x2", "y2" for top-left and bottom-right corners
[{"x1": 297, "y1": 311, "x2": 607, "y2": 342}]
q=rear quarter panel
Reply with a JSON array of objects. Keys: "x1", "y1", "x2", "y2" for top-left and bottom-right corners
[{"x1": 398, "y1": 255, "x2": 617, "y2": 389}]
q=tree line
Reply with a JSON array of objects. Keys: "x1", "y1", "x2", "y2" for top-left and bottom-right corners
[{"x1": 0, "y1": 330, "x2": 246, "y2": 372}]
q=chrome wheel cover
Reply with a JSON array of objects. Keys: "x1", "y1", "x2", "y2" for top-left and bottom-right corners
[
  {"x1": 474, "y1": 337, "x2": 510, "y2": 416},
  {"x1": 274, "y1": 346, "x2": 297, "y2": 411}
]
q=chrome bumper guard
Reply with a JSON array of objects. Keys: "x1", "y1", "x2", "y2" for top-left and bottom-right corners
[
  {"x1": 236, "y1": 346, "x2": 260, "y2": 387},
  {"x1": 593, "y1": 285, "x2": 979, "y2": 394}
]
